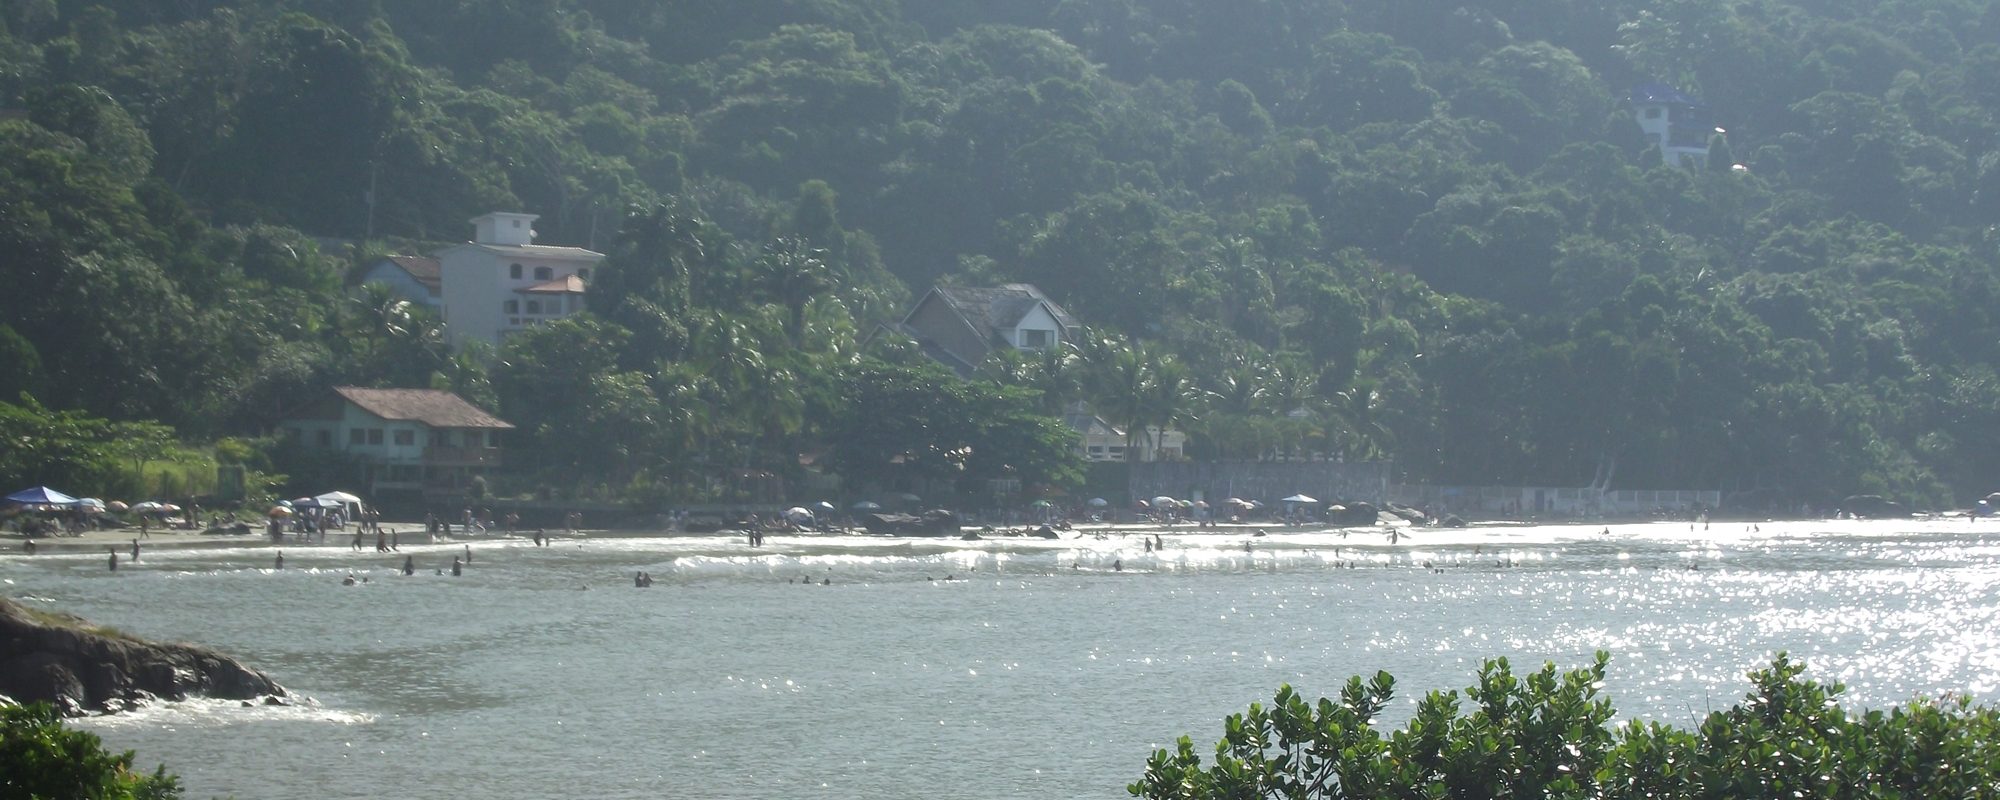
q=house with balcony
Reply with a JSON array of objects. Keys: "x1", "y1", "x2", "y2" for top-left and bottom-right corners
[
  {"x1": 279, "y1": 387, "x2": 513, "y2": 500},
  {"x1": 437, "y1": 212, "x2": 605, "y2": 348}
]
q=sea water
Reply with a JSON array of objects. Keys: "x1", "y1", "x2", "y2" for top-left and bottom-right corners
[{"x1": 4, "y1": 519, "x2": 2000, "y2": 798}]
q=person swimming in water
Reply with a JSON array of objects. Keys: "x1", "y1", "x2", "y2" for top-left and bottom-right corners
[
  {"x1": 275, "y1": 551, "x2": 284, "y2": 570},
  {"x1": 342, "y1": 574, "x2": 357, "y2": 586},
  {"x1": 402, "y1": 555, "x2": 414, "y2": 576},
  {"x1": 451, "y1": 556, "x2": 462, "y2": 576}
]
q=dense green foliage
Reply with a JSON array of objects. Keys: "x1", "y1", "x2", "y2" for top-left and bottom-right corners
[
  {"x1": 1132, "y1": 654, "x2": 2000, "y2": 799},
  {"x1": 0, "y1": 702, "x2": 182, "y2": 799},
  {"x1": 4, "y1": 0, "x2": 1999, "y2": 505}
]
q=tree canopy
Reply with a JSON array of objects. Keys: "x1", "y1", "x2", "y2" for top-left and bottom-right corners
[{"x1": 4, "y1": 0, "x2": 1999, "y2": 507}]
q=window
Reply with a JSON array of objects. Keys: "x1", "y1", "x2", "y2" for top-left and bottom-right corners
[
  {"x1": 534, "y1": 266, "x2": 553, "y2": 280},
  {"x1": 576, "y1": 268, "x2": 590, "y2": 281},
  {"x1": 1019, "y1": 329, "x2": 1052, "y2": 349},
  {"x1": 367, "y1": 429, "x2": 384, "y2": 445},
  {"x1": 504, "y1": 299, "x2": 518, "y2": 314},
  {"x1": 394, "y1": 429, "x2": 415, "y2": 446},
  {"x1": 509, "y1": 263, "x2": 523, "y2": 279},
  {"x1": 526, "y1": 300, "x2": 542, "y2": 314},
  {"x1": 486, "y1": 431, "x2": 501, "y2": 448},
  {"x1": 512, "y1": 219, "x2": 522, "y2": 229},
  {"x1": 317, "y1": 430, "x2": 332, "y2": 447},
  {"x1": 349, "y1": 429, "x2": 366, "y2": 445},
  {"x1": 1645, "y1": 107, "x2": 1662, "y2": 119}
]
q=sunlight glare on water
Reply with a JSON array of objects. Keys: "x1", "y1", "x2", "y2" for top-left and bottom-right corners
[{"x1": 4, "y1": 518, "x2": 2000, "y2": 798}]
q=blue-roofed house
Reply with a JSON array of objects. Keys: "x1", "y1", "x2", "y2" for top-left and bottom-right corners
[{"x1": 1630, "y1": 83, "x2": 1718, "y2": 168}]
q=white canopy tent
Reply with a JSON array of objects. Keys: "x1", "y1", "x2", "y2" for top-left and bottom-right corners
[{"x1": 314, "y1": 491, "x2": 366, "y2": 520}]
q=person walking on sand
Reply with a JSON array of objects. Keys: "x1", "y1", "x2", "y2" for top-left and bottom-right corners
[{"x1": 390, "y1": 530, "x2": 400, "y2": 551}]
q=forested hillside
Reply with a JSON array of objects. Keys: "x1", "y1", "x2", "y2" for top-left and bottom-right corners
[{"x1": 4, "y1": 0, "x2": 1999, "y2": 508}]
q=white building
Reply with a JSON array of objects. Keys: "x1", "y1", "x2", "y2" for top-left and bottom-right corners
[
  {"x1": 1630, "y1": 83, "x2": 1716, "y2": 169},
  {"x1": 438, "y1": 212, "x2": 605, "y2": 348}
]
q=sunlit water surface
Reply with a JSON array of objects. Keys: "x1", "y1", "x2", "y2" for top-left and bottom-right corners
[{"x1": 5, "y1": 519, "x2": 2000, "y2": 798}]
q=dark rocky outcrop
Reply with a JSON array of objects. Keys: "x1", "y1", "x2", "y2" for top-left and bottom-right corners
[
  {"x1": 1839, "y1": 494, "x2": 1906, "y2": 518},
  {"x1": 859, "y1": 510, "x2": 961, "y2": 536},
  {"x1": 0, "y1": 597, "x2": 285, "y2": 716}
]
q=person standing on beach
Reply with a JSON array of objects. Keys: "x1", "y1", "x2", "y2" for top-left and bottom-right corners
[
  {"x1": 375, "y1": 529, "x2": 387, "y2": 553},
  {"x1": 390, "y1": 530, "x2": 400, "y2": 551},
  {"x1": 139, "y1": 516, "x2": 149, "y2": 538},
  {"x1": 107, "y1": 549, "x2": 118, "y2": 571},
  {"x1": 463, "y1": 544, "x2": 471, "y2": 563}
]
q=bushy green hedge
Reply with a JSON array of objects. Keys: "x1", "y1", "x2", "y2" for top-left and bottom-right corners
[
  {"x1": 1133, "y1": 653, "x2": 2000, "y2": 799},
  {"x1": 0, "y1": 702, "x2": 182, "y2": 799}
]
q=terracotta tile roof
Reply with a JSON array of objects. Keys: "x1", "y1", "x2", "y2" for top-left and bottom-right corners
[
  {"x1": 334, "y1": 387, "x2": 514, "y2": 429},
  {"x1": 515, "y1": 275, "x2": 586, "y2": 294}
]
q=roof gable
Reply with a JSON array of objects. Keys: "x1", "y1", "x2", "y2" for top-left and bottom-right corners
[
  {"x1": 333, "y1": 387, "x2": 514, "y2": 429},
  {"x1": 929, "y1": 283, "x2": 1079, "y2": 343}
]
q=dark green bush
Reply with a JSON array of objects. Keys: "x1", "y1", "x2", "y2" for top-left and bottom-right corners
[
  {"x1": 1133, "y1": 653, "x2": 2000, "y2": 799},
  {"x1": 0, "y1": 702, "x2": 182, "y2": 800}
]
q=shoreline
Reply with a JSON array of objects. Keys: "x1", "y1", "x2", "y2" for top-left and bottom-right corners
[{"x1": 7, "y1": 512, "x2": 1965, "y2": 556}]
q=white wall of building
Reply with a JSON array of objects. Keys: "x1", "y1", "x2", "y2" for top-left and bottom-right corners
[{"x1": 1010, "y1": 304, "x2": 1064, "y2": 350}]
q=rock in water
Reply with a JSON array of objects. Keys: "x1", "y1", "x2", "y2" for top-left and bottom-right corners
[{"x1": 0, "y1": 597, "x2": 285, "y2": 715}]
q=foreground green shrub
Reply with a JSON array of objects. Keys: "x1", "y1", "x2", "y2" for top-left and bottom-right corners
[
  {"x1": 1132, "y1": 653, "x2": 2000, "y2": 799},
  {"x1": 0, "y1": 702, "x2": 182, "y2": 799}
]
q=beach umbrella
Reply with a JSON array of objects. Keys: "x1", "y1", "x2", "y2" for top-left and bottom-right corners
[
  {"x1": 316, "y1": 490, "x2": 363, "y2": 505},
  {"x1": 106, "y1": 500, "x2": 129, "y2": 512},
  {"x1": 1194, "y1": 500, "x2": 1209, "y2": 508},
  {"x1": 1031, "y1": 499, "x2": 1053, "y2": 508},
  {"x1": 852, "y1": 501, "x2": 882, "y2": 511},
  {"x1": 815, "y1": 501, "x2": 837, "y2": 513},
  {"x1": 1087, "y1": 497, "x2": 1108, "y2": 507},
  {"x1": 76, "y1": 498, "x2": 106, "y2": 509},
  {"x1": 1150, "y1": 496, "x2": 1177, "y2": 508},
  {"x1": 1135, "y1": 499, "x2": 1149, "y2": 508},
  {"x1": 268, "y1": 506, "x2": 294, "y2": 517},
  {"x1": 162, "y1": 504, "x2": 182, "y2": 513},
  {"x1": 1281, "y1": 494, "x2": 1318, "y2": 504},
  {"x1": 6, "y1": 486, "x2": 78, "y2": 506},
  {"x1": 783, "y1": 507, "x2": 815, "y2": 524},
  {"x1": 131, "y1": 501, "x2": 165, "y2": 513}
]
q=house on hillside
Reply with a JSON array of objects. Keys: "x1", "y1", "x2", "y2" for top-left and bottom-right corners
[
  {"x1": 1630, "y1": 83, "x2": 1717, "y2": 169},
  {"x1": 880, "y1": 283, "x2": 1187, "y2": 464},
  {"x1": 355, "y1": 254, "x2": 442, "y2": 309},
  {"x1": 437, "y1": 212, "x2": 605, "y2": 348},
  {"x1": 883, "y1": 283, "x2": 1079, "y2": 377},
  {"x1": 279, "y1": 387, "x2": 513, "y2": 500}
]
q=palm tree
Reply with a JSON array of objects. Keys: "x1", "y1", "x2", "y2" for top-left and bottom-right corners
[{"x1": 754, "y1": 237, "x2": 832, "y2": 348}]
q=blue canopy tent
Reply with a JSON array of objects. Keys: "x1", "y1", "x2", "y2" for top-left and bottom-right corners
[{"x1": 6, "y1": 486, "x2": 79, "y2": 506}]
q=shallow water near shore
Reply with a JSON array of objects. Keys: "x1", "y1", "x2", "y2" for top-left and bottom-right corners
[{"x1": 5, "y1": 518, "x2": 2000, "y2": 798}]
